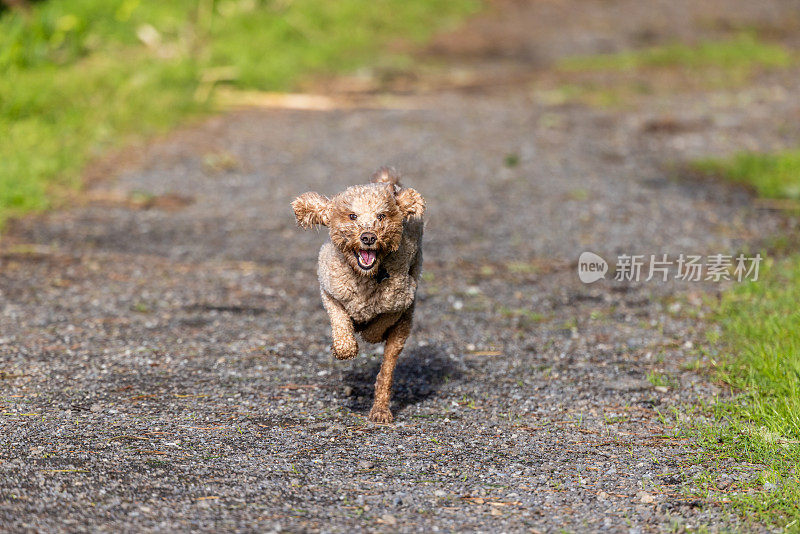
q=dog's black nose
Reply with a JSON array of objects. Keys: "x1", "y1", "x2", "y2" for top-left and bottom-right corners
[{"x1": 360, "y1": 232, "x2": 377, "y2": 246}]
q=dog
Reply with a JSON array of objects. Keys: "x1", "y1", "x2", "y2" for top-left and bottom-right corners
[{"x1": 291, "y1": 167, "x2": 425, "y2": 423}]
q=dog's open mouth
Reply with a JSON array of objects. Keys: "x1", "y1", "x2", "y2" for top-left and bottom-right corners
[{"x1": 355, "y1": 249, "x2": 377, "y2": 270}]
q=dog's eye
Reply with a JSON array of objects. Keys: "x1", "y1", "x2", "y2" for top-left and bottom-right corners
[
  {"x1": 349, "y1": 213, "x2": 357, "y2": 220},
  {"x1": 377, "y1": 213, "x2": 385, "y2": 221}
]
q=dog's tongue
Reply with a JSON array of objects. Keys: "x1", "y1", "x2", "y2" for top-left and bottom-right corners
[{"x1": 359, "y1": 250, "x2": 376, "y2": 265}]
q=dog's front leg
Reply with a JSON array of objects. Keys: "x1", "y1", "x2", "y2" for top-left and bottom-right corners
[
  {"x1": 368, "y1": 306, "x2": 413, "y2": 423},
  {"x1": 321, "y1": 290, "x2": 358, "y2": 360}
]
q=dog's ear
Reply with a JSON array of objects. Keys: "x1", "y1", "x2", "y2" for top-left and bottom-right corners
[
  {"x1": 291, "y1": 192, "x2": 330, "y2": 228},
  {"x1": 395, "y1": 187, "x2": 425, "y2": 220}
]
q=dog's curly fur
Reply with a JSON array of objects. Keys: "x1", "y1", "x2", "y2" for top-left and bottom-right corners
[{"x1": 291, "y1": 167, "x2": 425, "y2": 423}]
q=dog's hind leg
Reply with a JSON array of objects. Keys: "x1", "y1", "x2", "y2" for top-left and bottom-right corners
[
  {"x1": 368, "y1": 306, "x2": 413, "y2": 423},
  {"x1": 321, "y1": 290, "x2": 358, "y2": 360}
]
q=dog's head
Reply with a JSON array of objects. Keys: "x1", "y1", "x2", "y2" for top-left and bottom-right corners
[{"x1": 291, "y1": 182, "x2": 424, "y2": 277}]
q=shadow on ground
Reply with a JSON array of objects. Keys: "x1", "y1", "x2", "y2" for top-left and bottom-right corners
[{"x1": 340, "y1": 344, "x2": 463, "y2": 416}]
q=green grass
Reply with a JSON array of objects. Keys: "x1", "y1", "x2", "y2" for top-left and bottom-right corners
[
  {"x1": 715, "y1": 257, "x2": 800, "y2": 436},
  {"x1": 646, "y1": 371, "x2": 677, "y2": 389},
  {"x1": 498, "y1": 306, "x2": 545, "y2": 323},
  {"x1": 0, "y1": 0, "x2": 480, "y2": 222},
  {"x1": 559, "y1": 33, "x2": 792, "y2": 73},
  {"x1": 693, "y1": 257, "x2": 800, "y2": 529},
  {"x1": 690, "y1": 149, "x2": 800, "y2": 528},
  {"x1": 545, "y1": 33, "x2": 795, "y2": 109},
  {"x1": 693, "y1": 150, "x2": 800, "y2": 200}
]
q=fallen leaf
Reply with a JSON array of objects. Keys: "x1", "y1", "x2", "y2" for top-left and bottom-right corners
[{"x1": 379, "y1": 514, "x2": 397, "y2": 526}]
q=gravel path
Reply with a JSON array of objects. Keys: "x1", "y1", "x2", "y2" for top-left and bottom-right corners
[{"x1": 2, "y1": 1, "x2": 800, "y2": 532}]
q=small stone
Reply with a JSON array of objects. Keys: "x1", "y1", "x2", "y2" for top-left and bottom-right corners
[
  {"x1": 358, "y1": 460, "x2": 374, "y2": 470},
  {"x1": 763, "y1": 482, "x2": 777, "y2": 491},
  {"x1": 322, "y1": 423, "x2": 345, "y2": 436},
  {"x1": 638, "y1": 492, "x2": 655, "y2": 504},
  {"x1": 597, "y1": 491, "x2": 609, "y2": 500},
  {"x1": 433, "y1": 489, "x2": 446, "y2": 498},
  {"x1": 381, "y1": 514, "x2": 397, "y2": 526},
  {"x1": 343, "y1": 386, "x2": 354, "y2": 397},
  {"x1": 626, "y1": 338, "x2": 642, "y2": 349},
  {"x1": 654, "y1": 386, "x2": 669, "y2": 393}
]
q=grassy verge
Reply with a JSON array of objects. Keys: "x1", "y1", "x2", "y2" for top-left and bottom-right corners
[
  {"x1": 0, "y1": 0, "x2": 480, "y2": 223},
  {"x1": 689, "y1": 150, "x2": 800, "y2": 529},
  {"x1": 693, "y1": 150, "x2": 800, "y2": 200},
  {"x1": 559, "y1": 33, "x2": 791, "y2": 73},
  {"x1": 537, "y1": 33, "x2": 795, "y2": 108}
]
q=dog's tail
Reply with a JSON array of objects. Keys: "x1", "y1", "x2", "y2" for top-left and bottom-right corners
[{"x1": 370, "y1": 166, "x2": 402, "y2": 189}]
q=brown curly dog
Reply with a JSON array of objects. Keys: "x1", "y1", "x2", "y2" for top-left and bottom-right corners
[{"x1": 291, "y1": 167, "x2": 425, "y2": 423}]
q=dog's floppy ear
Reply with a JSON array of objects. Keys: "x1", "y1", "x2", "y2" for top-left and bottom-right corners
[
  {"x1": 291, "y1": 192, "x2": 330, "y2": 228},
  {"x1": 395, "y1": 187, "x2": 425, "y2": 220}
]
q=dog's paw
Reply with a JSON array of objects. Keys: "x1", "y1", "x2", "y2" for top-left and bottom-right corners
[
  {"x1": 331, "y1": 335, "x2": 358, "y2": 360},
  {"x1": 368, "y1": 406, "x2": 394, "y2": 424},
  {"x1": 332, "y1": 343, "x2": 358, "y2": 361}
]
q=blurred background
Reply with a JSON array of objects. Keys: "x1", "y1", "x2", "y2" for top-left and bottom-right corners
[
  {"x1": 3, "y1": 0, "x2": 799, "y2": 222},
  {"x1": 0, "y1": 0, "x2": 479, "y2": 218}
]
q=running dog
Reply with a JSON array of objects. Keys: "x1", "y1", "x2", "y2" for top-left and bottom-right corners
[{"x1": 291, "y1": 167, "x2": 425, "y2": 423}]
